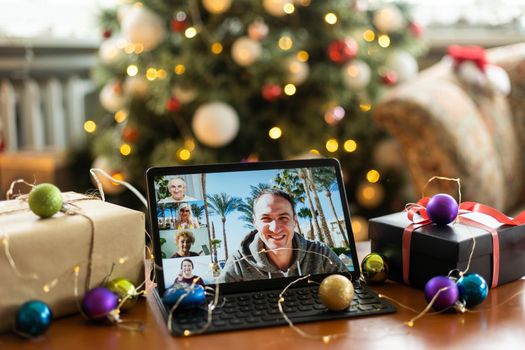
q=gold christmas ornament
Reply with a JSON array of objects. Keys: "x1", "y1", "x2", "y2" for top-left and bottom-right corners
[{"x1": 318, "y1": 274, "x2": 354, "y2": 311}]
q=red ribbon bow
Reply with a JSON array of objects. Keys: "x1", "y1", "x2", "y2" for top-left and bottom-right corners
[
  {"x1": 403, "y1": 198, "x2": 525, "y2": 288},
  {"x1": 447, "y1": 45, "x2": 488, "y2": 72}
]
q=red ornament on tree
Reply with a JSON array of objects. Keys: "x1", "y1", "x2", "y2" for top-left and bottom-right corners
[
  {"x1": 122, "y1": 126, "x2": 140, "y2": 143},
  {"x1": 170, "y1": 19, "x2": 188, "y2": 32},
  {"x1": 166, "y1": 97, "x2": 182, "y2": 112},
  {"x1": 327, "y1": 38, "x2": 358, "y2": 64},
  {"x1": 171, "y1": 11, "x2": 189, "y2": 32},
  {"x1": 261, "y1": 84, "x2": 282, "y2": 101},
  {"x1": 381, "y1": 71, "x2": 398, "y2": 85},
  {"x1": 408, "y1": 22, "x2": 424, "y2": 38},
  {"x1": 102, "y1": 29, "x2": 112, "y2": 39}
]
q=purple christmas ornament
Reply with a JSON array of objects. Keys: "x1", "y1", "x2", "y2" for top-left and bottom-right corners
[
  {"x1": 427, "y1": 194, "x2": 458, "y2": 225},
  {"x1": 82, "y1": 287, "x2": 118, "y2": 320},
  {"x1": 424, "y1": 276, "x2": 459, "y2": 310}
]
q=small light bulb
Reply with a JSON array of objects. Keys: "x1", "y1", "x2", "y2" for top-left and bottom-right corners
[
  {"x1": 157, "y1": 69, "x2": 167, "y2": 79},
  {"x1": 83, "y1": 120, "x2": 97, "y2": 133},
  {"x1": 283, "y1": 3, "x2": 295, "y2": 14},
  {"x1": 343, "y1": 139, "x2": 357, "y2": 153},
  {"x1": 324, "y1": 13, "x2": 337, "y2": 24},
  {"x1": 269, "y1": 127, "x2": 282, "y2": 139},
  {"x1": 114, "y1": 110, "x2": 128, "y2": 123},
  {"x1": 284, "y1": 83, "x2": 296, "y2": 95},
  {"x1": 363, "y1": 29, "x2": 375, "y2": 42},
  {"x1": 146, "y1": 68, "x2": 158, "y2": 81},
  {"x1": 360, "y1": 103, "x2": 372, "y2": 112},
  {"x1": 174, "y1": 64, "x2": 186, "y2": 75},
  {"x1": 366, "y1": 169, "x2": 380, "y2": 183},
  {"x1": 211, "y1": 42, "x2": 223, "y2": 54},
  {"x1": 185, "y1": 27, "x2": 197, "y2": 38},
  {"x1": 325, "y1": 138, "x2": 339, "y2": 153},
  {"x1": 178, "y1": 148, "x2": 191, "y2": 161},
  {"x1": 278, "y1": 36, "x2": 293, "y2": 50},
  {"x1": 127, "y1": 65, "x2": 138, "y2": 77},
  {"x1": 378, "y1": 34, "x2": 391, "y2": 48},
  {"x1": 120, "y1": 143, "x2": 132, "y2": 156},
  {"x1": 296, "y1": 50, "x2": 309, "y2": 62}
]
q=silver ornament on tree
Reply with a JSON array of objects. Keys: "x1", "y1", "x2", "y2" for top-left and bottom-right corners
[
  {"x1": 386, "y1": 50, "x2": 418, "y2": 82},
  {"x1": 172, "y1": 86, "x2": 197, "y2": 104},
  {"x1": 373, "y1": 5, "x2": 405, "y2": 33},
  {"x1": 124, "y1": 76, "x2": 149, "y2": 98},
  {"x1": 99, "y1": 80, "x2": 126, "y2": 113},
  {"x1": 231, "y1": 37, "x2": 262, "y2": 66},
  {"x1": 342, "y1": 59, "x2": 371, "y2": 90},
  {"x1": 121, "y1": 5, "x2": 166, "y2": 52},
  {"x1": 192, "y1": 101, "x2": 240, "y2": 147},
  {"x1": 286, "y1": 57, "x2": 309, "y2": 85},
  {"x1": 99, "y1": 37, "x2": 126, "y2": 65}
]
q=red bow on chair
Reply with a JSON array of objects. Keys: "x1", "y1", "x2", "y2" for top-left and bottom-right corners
[{"x1": 447, "y1": 45, "x2": 488, "y2": 72}]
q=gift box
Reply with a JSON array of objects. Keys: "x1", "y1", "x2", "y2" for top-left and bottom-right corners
[
  {"x1": 0, "y1": 192, "x2": 145, "y2": 332},
  {"x1": 369, "y1": 211, "x2": 525, "y2": 289}
]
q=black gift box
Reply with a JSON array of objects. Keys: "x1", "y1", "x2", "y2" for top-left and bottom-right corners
[{"x1": 369, "y1": 212, "x2": 525, "y2": 289}]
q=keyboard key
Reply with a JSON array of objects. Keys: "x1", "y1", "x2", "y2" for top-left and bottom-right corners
[
  {"x1": 213, "y1": 320, "x2": 227, "y2": 327},
  {"x1": 358, "y1": 304, "x2": 376, "y2": 311},
  {"x1": 262, "y1": 315, "x2": 281, "y2": 322}
]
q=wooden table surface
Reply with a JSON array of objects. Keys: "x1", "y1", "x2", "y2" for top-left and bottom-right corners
[{"x1": 2, "y1": 242, "x2": 524, "y2": 350}]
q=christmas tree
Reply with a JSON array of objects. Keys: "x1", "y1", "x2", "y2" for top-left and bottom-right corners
[{"x1": 90, "y1": 0, "x2": 424, "y2": 222}]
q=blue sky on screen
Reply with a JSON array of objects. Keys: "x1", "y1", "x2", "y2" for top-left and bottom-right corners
[{"x1": 204, "y1": 168, "x2": 347, "y2": 261}]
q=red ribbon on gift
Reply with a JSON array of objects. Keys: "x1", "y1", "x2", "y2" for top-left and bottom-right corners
[{"x1": 402, "y1": 199, "x2": 525, "y2": 288}]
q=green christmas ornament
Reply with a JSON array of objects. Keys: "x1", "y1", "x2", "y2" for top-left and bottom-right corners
[
  {"x1": 28, "y1": 183, "x2": 63, "y2": 219},
  {"x1": 361, "y1": 253, "x2": 389, "y2": 284},
  {"x1": 105, "y1": 278, "x2": 138, "y2": 311}
]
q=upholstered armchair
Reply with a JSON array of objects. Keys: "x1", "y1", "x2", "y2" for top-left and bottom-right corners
[{"x1": 373, "y1": 43, "x2": 525, "y2": 212}]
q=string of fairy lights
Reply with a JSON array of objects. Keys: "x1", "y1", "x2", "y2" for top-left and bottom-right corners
[{"x1": 3, "y1": 174, "x2": 524, "y2": 342}]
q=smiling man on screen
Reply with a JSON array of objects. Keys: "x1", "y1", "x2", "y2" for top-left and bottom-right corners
[{"x1": 219, "y1": 189, "x2": 346, "y2": 283}]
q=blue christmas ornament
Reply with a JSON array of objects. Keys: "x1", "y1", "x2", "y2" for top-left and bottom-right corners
[
  {"x1": 457, "y1": 273, "x2": 488, "y2": 308},
  {"x1": 15, "y1": 300, "x2": 53, "y2": 338},
  {"x1": 163, "y1": 284, "x2": 206, "y2": 309}
]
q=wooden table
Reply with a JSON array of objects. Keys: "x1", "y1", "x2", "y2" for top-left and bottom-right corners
[{"x1": 2, "y1": 243, "x2": 524, "y2": 350}]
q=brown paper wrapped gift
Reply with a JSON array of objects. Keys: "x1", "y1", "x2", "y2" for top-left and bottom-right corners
[{"x1": 0, "y1": 192, "x2": 145, "y2": 332}]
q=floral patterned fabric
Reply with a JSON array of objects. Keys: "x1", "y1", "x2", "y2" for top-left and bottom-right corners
[{"x1": 373, "y1": 44, "x2": 525, "y2": 211}]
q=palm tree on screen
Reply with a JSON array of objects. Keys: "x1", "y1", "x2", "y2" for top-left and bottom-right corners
[{"x1": 207, "y1": 193, "x2": 243, "y2": 260}]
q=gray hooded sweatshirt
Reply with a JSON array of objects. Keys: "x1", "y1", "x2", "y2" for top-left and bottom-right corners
[{"x1": 219, "y1": 230, "x2": 347, "y2": 283}]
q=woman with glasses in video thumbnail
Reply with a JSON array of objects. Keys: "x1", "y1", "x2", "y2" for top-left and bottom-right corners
[{"x1": 174, "y1": 203, "x2": 200, "y2": 230}]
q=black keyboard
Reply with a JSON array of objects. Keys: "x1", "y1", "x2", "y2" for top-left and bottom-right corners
[{"x1": 158, "y1": 283, "x2": 396, "y2": 336}]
